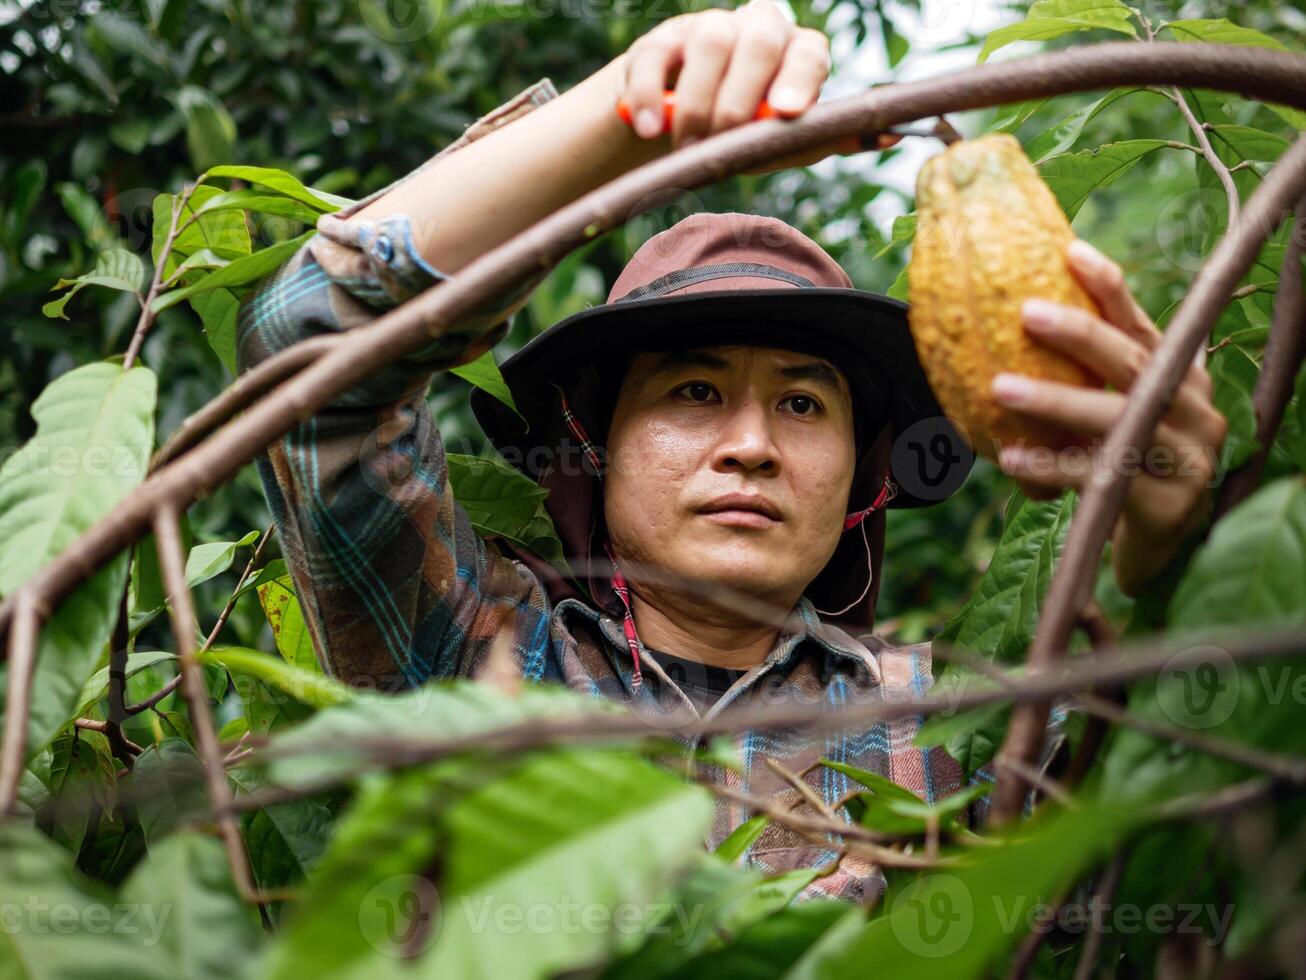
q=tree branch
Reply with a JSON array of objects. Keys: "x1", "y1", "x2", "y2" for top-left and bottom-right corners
[{"x1": 0, "y1": 592, "x2": 42, "y2": 815}]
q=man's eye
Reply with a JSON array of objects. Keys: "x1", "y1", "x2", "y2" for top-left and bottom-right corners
[
  {"x1": 783, "y1": 395, "x2": 821, "y2": 416},
  {"x1": 677, "y1": 382, "x2": 717, "y2": 403}
]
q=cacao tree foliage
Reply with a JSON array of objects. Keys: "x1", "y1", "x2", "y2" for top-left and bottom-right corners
[{"x1": 1, "y1": 0, "x2": 1305, "y2": 976}]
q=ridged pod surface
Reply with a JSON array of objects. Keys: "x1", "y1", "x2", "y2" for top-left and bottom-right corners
[{"x1": 908, "y1": 132, "x2": 1102, "y2": 460}]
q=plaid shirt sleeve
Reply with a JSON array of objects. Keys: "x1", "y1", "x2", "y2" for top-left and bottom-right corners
[{"x1": 235, "y1": 78, "x2": 560, "y2": 691}]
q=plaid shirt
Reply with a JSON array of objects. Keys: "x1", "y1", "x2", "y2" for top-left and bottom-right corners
[{"x1": 236, "y1": 78, "x2": 978, "y2": 904}]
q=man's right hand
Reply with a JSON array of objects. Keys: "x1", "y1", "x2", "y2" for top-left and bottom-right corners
[{"x1": 616, "y1": 0, "x2": 833, "y2": 149}]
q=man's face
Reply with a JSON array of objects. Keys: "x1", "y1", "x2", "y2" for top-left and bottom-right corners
[{"x1": 603, "y1": 344, "x2": 857, "y2": 613}]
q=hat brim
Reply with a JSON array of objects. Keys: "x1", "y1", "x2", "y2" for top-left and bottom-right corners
[{"x1": 470, "y1": 287, "x2": 973, "y2": 509}]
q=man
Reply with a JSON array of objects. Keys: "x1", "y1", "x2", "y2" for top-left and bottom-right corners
[{"x1": 237, "y1": 1, "x2": 1226, "y2": 901}]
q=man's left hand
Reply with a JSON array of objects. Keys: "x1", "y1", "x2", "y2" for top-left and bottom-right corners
[{"x1": 988, "y1": 238, "x2": 1229, "y2": 596}]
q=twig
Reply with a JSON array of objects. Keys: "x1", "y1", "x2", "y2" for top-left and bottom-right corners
[
  {"x1": 125, "y1": 523, "x2": 274, "y2": 716},
  {"x1": 73, "y1": 718, "x2": 145, "y2": 754},
  {"x1": 997, "y1": 755, "x2": 1076, "y2": 809},
  {"x1": 103, "y1": 588, "x2": 136, "y2": 767},
  {"x1": 154, "y1": 507, "x2": 289, "y2": 906},
  {"x1": 1071, "y1": 848, "x2": 1127, "y2": 980},
  {"x1": 1156, "y1": 777, "x2": 1274, "y2": 822},
  {"x1": 1215, "y1": 193, "x2": 1306, "y2": 518},
  {"x1": 991, "y1": 133, "x2": 1306, "y2": 823},
  {"x1": 706, "y1": 783, "x2": 943, "y2": 869},
  {"x1": 1167, "y1": 86, "x2": 1241, "y2": 226},
  {"x1": 767, "y1": 756, "x2": 838, "y2": 820},
  {"x1": 0, "y1": 591, "x2": 42, "y2": 815},
  {"x1": 4, "y1": 42, "x2": 1306, "y2": 647},
  {"x1": 1074, "y1": 691, "x2": 1306, "y2": 786},
  {"x1": 123, "y1": 184, "x2": 198, "y2": 370}
]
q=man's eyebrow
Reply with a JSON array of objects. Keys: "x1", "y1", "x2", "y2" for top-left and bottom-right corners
[
  {"x1": 776, "y1": 361, "x2": 845, "y2": 391},
  {"x1": 644, "y1": 350, "x2": 732, "y2": 376}
]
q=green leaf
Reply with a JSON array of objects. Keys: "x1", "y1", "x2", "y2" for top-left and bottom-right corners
[
  {"x1": 874, "y1": 212, "x2": 916, "y2": 260},
  {"x1": 151, "y1": 231, "x2": 316, "y2": 313},
  {"x1": 268, "y1": 748, "x2": 714, "y2": 979},
  {"x1": 821, "y1": 804, "x2": 1137, "y2": 973},
  {"x1": 187, "y1": 189, "x2": 325, "y2": 225},
  {"x1": 186, "y1": 530, "x2": 260, "y2": 589},
  {"x1": 821, "y1": 758, "x2": 924, "y2": 804},
  {"x1": 256, "y1": 575, "x2": 321, "y2": 673},
  {"x1": 978, "y1": 0, "x2": 1137, "y2": 62},
  {"x1": 120, "y1": 832, "x2": 262, "y2": 979},
  {"x1": 153, "y1": 186, "x2": 251, "y2": 274},
  {"x1": 56, "y1": 182, "x2": 117, "y2": 251},
  {"x1": 1163, "y1": 20, "x2": 1306, "y2": 128},
  {"x1": 0, "y1": 363, "x2": 156, "y2": 760},
  {"x1": 201, "y1": 647, "x2": 353, "y2": 710},
  {"x1": 229, "y1": 767, "x2": 335, "y2": 896},
  {"x1": 1022, "y1": 88, "x2": 1143, "y2": 162},
  {"x1": 173, "y1": 86, "x2": 237, "y2": 172},
  {"x1": 714, "y1": 814, "x2": 770, "y2": 863},
  {"x1": 205, "y1": 165, "x2": 353, "y2": 212},
  {"x1": 78, "y1": 650, "x2": 177, "y2": 711},
  {"x1": 1169, "y1": 477, "x2": 1306, "y2": 631},
  {"x1": 1038, "y1": 140, "x2": 1168, "y2": 220},
  {"x1": 447, "y1": 453, "x2": 566, "y2": 565},
  {"x1": 921, "y1": 493, "x2": 1074, "y2": 773},
  {"x1": 451, "y1": 350, "x2": 518, "y2": 414},
  {"x1": 0, "y1": 823, "x2": 174, "y2": 979},
  {"x1": 191, "y1": 287, "x2": 241, "y2": 374},
  {"x1": 128, "y1": 740, "x2": 210, "y2": 842},
  {"x1": 43, "y1": 248, "x2": 145, "y2": 319},
  {"x1": 262, "y1": 681, "x2": 618, "y2": 791}
]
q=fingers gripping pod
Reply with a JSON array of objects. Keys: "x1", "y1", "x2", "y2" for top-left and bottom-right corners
[{"x1": 615, "y1": 91, "x2": 901, "y2": 155}]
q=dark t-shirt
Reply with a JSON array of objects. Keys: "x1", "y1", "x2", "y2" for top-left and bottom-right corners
[{"x1": 645, "y1": 648, "x2": 750, "y2": 713}]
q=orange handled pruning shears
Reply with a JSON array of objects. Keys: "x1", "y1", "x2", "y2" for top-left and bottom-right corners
[{"x1": 615, "y1": 91, "x2": 900, "y2": 155}]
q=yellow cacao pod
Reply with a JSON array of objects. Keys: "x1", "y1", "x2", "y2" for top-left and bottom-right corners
[{"x1": 908, "y1": 132, "x2": 1102, "y2": 460}]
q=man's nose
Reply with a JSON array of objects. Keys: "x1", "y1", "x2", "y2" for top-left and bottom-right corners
[{"x1": 712, "y1": 397, "x2": 779, "y2": 473}]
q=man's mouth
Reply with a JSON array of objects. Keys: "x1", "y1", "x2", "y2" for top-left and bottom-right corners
[{"x1": 696, "y1": 493, "x2": 784, "y2": 528}]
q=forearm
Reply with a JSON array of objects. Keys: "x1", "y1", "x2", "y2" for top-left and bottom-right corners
[{"x1": 352, "y1": 54, "x2": 664, "y2": 275}]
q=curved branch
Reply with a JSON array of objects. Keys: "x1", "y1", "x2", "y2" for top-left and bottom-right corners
[
  {"x1": 3, "y1": 42, "x2": 1306, "y2": 658},
  {"x1": 991, "y1": 135, "x2": 1306, "y2": 822}
]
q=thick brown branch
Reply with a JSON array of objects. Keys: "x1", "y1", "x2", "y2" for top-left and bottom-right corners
[
  {"x1": 1215, "y1": 195, "x2": 1306, "y2": 518},
  {"x1": 992, "y1": 134, "x2": 1306, "y2": 823},
  {"x1": 3, "y1": 44, "x2": 1306, "y2": 649}
]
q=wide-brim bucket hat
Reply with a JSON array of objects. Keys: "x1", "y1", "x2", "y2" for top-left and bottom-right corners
[{"x1": 470, "y1": 212, "x2": 974, "y2": 629}]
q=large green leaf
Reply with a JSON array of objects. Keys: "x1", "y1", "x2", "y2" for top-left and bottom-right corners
[
  {"x1": 228, "y1": 767, "x2": 336, "y2": 896},
  {"x1": 1208, "y1": 345, "x2": 1259, "y2": 474},
  {"x1": 0, "y1": 363, "x2": 156, "y2": 760},
  {"x1": 447, "y1": 453, "x2": 566, "y2": 565},
  {"x1": 916, "y1": 493, "x2": 1074, "y2": 774},
  {"x1": 1021, "y1": 88, "x2": 1144, "y2": 162},
  {"x1": 820, "y1": 803, "x2": 1137, "y2": 974},
  {"x1": 119, "y1": 832, "x2": 262, "y2": 980},
  {"x1": 1169, "y1": 477, "x2": 1306, "y2": 630},
  {"x1": 266, "y1": 748, "x2": 714, "y2": 980},
  {"x1": 262, "y1": 680, "x2": 619, "y2": 791},
  {"x1": 1038, "y1": 140, "x2": 1168, "y2": 220},
  {"x1": 977, "y1": 0, "x2": 1136, "y2": 62},
  {"x1": 205, "y1": 165, "x2": 353, "y2": 212},
  {"x1": 0, "y1": 823, "x2": 172, "y2": 980},
  {"x1": 152, "y1": 186, "x2": 251, "y2": 274}
]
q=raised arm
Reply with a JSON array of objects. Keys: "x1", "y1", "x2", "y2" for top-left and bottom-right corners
[{"x1": 237, "y1": 1, "x2": 834, "y2": 691}]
